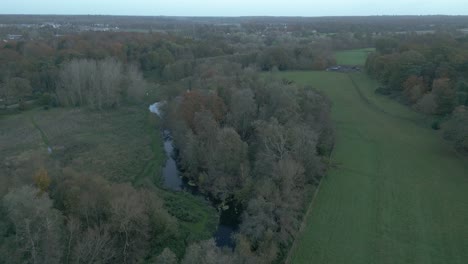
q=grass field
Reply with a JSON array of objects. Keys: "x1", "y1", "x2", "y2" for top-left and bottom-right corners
[
  {"x1": 275, "y1": 71, "x2": 468, "y2": 264},
  {"x1": 334, "y1": 48, "x2": 375, "y2": 65},
  {"x1": 1, "y1": 107, "x2": 155, "y2": 195},
  {"x1": 0, "y1": 105, "x2": 217, "y2": 249}
]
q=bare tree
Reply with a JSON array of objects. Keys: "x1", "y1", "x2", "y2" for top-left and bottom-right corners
[
  {"x1": 0, "y1": 76, "x2": 32, "y2": 108},
  {"x1": 3, "y1": 186, "x2": 64, "y2": 264},
  {"x1": 109, "y1": 183, "x2": 150, "y2": 264},
  {"x1": 226, "y1": 88, "x2": 256, "y2": 139},
  {"x1": 64, "y1": 216, "x2": 80, "y2": 264},
  {"x1": 154, "y1": 248, "x2": 178, "y2": 264},
  {"x1": 57, "y1": 58, "x2": 148, "y2": 109},
  {"x1": 182, "y1": 239, "x2": 237, "y2": 264},
  {"x1": 255, "y1": 118, "x2": 289, "y2": 161},
  {"x1": 125, "y1": 64, "x2": 148, "y2": 101},
  {"x1": 73, "y1": 224, "x2": 116, "y2": 264}
]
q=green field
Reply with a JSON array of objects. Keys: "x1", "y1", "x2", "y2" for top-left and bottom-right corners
[
  {"x1": 275, "y1": 71, "x2": 468, "y2": 264},
  {"x1": 334, "y1": 48, "x2": 375, "y2": 65},
  {"x1": 0, "y1": 106, "x2": 159, "y2": 194}
]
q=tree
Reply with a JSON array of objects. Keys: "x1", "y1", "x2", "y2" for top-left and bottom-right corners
[
  {"x1": 388, "y1": 51, "x2": 425, "y2": 91},
  {"x1": 298, "y1": 89, "x2": 334, "y2": 156},
  {"x1": 64, "y1": 216, "x2": 80, "y2": 264},
  {"x1": 259, "y1": 82, "x2": 300, "y2": 124},
  {"x1": 56, "y1": 58, "x2": 148, "y2": 109},
  {"x1": 33, "y1": 168, "x2": 51, "y2": 194},
  {"x1": 54, "y1": 170, "x2": 176, "y2": 264},
  {"x1": 0, "y1": 79, "x2": 7, "y2": 108},
  {"x1": 415, "y1": 93, "x2": 437, "y2": 114},
  {"x1": 455, "y1": 80, "x2": 468, "y2": 107},
  {"x1": 238, "y1": 187, "x2": 280, "y2": 263},
  {"x1": 162, "y1": 60, "x2": 194, "y2": 82},
  {"x1": 177, "y1": 90, "x2": 226, "y2": 130},
  {"x1": 154, "y1": 248, "x2": 178, "y2": 264},
  {"x1": 289, "y1": 124, "x2": 322, "y2": 183},
  {"x1": 403, "y1": 75, "x2": 427, "y2": 104},
  {"x1": 432, "y1": 78, "x2": 456, "y2": 115},
  {"x1": 254, "y1": 119, "x2": 289, "y2": 162},
  {"x1": 226, "y1": 88, "x2": 257, "y2": 139},
  {"x1": 182, "y1": 239, "x2": 236, "y2": 264},
  {"x1": 52, "y1": 169, "x2": 112, "y2": 228},
  {"x1": 1, "y1": 77, "x2": 32, "y2": 109},
  {"x1": 375, "y1": 37, "x2": 398, "y2": 54},
  {"x1": 442, "y1": 106, "x2": 468, "y2": 154},
  {"x1": 109, "y1": 183, "x2": 150, "y2": 264},
  {"x1": 179, "y1": 110, "x2": 219, "y2": 180},
  {"x1": 204, "y1": 127, "x2": 249, "y2": 200},
  {"x1": 178, "y1": 109, "x2": 250, "y2": 200},
  {"x1": 240, "y1": 193, "x2": 277, "y2": 246},
  {"x1": 272, "y1": 158, "x2": 305, "y2": 242},
  {"x1": 125, "y1": 64, "x2": 148, "y2": 101},
  {"x1": 3, "y1": 186, "x2": 64, "y2": 264},
  {"x1": 239, "y1": 157, "x2": 305, "y2": 262},
  {"x1": 72, "y1": 224, "x2": 116, "y2": 264}
]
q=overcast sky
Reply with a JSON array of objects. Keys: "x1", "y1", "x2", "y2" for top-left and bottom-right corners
[{"x1": 2, "y1": 0, "x2": 467, "y2": 16}]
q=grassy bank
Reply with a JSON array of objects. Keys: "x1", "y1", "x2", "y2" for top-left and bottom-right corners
[{"x1": 276, "y1": 71, "x2": 468, "y2": 264}]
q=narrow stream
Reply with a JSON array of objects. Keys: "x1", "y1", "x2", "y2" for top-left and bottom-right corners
[
  {"x1": 149, "y1": 102, "x2": 238, "y2": 248},
  {"x1": 161, "y1": 130, "x2": 183, "y2": 191}
]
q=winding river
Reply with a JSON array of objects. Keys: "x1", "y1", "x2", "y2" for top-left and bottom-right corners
[{"x1": 149, "y1": 102, "x2": 237, "y2": 248}]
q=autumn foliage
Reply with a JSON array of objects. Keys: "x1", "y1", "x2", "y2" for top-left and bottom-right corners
[
  {"x1": 33, "y1": 168, "x2": 51, "y2": 194},
  {"x1": 178, "y1": 90, "x2": 226, "y2": 130}
]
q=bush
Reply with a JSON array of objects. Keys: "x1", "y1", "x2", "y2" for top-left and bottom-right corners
[
  {"x1": 39, "y1": 93, "x2": 52, "y2": 106},
  {"x1": 18, "y1": 99, "x2": 26, "y2": 111},
  {"x1": 442, "y1": 107, "x2": 468, "y2": 154},
  {"x1": 375, "y1": 86, "x2": 392, "y2": 95},
  {"x1": 431, "y1": 120, "x2": 441, "y2": 130}
]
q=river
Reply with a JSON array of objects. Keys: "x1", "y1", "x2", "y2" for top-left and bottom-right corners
[{"x1": 149, "y1": 102, "x2": 238, "y2": 248}]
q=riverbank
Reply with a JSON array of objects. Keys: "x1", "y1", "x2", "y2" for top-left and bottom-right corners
[{"x1": 149, "y1": 102, "x2": 240, "y2": 248}]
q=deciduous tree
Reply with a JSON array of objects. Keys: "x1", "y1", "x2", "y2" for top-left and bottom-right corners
[{"x1": 3, "y1": 186, "x2": 64, "y2": 264}]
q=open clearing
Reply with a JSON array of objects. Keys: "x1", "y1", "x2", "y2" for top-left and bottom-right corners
[
  {"x1": 0, "y1": 105, "x2": 217, "y2": 244},
  {"x1": 276, "y1": 71, "x2": 468, "y2": 264},
  {"x1": 0, "y1": 106, "x2": 159, "y2": 186},
  {"x1": 334, "y1": 48, "x2": 375, "y2": 65}
]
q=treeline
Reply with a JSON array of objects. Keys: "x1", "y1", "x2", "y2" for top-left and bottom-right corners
[
  {"x1": 2, "y1": 15, "x2": 468, "y2": 34},
  {"x1": 256, "y1": 45, "x2": 335, "y2": 71},
  {"x1": 163, "y1": 61, "x2": 334, "y2": 263},
  {"x1": 56, "y1": 58, "x2": 147, "y2": 109},
  {"x1": 366, "y1": 33, "x2": 468, "y2": 153},
  {"x1": 161, "y1": 46, "x2": 335, "y2": 85},
  {"x1": 0, "y1": 23, "x2": 374, "y2": 111},
  {"x1": 0, "y1": 32, "x2": 233, "y2": 108}
]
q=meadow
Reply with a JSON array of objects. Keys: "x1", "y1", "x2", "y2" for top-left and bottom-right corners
[
  {"x1": 0, "y1": 106, "x2": 157, "y2": 185},
  {"x1": 276, "y1": 70, "x2": 468, "y2": 264},
  {"x1": 334, "y1": 48, "x2": 375, "y2": 65}
]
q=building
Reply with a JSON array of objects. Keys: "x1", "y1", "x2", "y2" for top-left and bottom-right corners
[{"x1": 7, "y1": 34, "x2": 23, "y2": 41}]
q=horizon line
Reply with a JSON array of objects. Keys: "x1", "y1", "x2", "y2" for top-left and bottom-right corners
[{"x1": 1, "y1": 14, "x2": 468, "y2": 18}]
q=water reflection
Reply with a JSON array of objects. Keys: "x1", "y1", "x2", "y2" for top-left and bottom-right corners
[
  {"x1": 161, "y1": 131, "x2": 183, "y2": 191},
  {"x1": 150, "y1": 102, "x2": 238, "y2": 248}
]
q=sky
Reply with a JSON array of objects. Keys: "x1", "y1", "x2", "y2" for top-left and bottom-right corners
[{"x1": 1, "y1": 0, "x2": 467, "y2": 17}]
